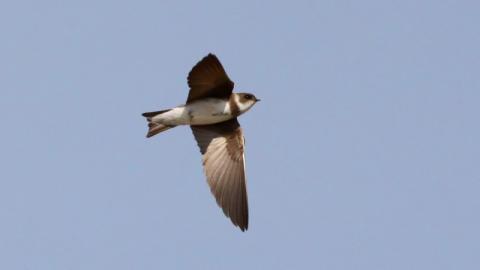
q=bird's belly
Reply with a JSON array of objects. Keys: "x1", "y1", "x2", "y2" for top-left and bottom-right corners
[
  {"x1": 188, "y1": 112, "x2": 233, "y2": 125},
  {"x1": 183, "y1": 99, "x2": 231, "y2": 125}
]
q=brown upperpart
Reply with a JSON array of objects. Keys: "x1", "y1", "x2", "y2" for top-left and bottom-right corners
[{"x1": 228, "y1": 94, "x2": 240, "y2": 116}]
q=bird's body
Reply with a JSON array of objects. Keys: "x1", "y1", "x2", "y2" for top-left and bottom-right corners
[
  {"x1": 149, "y1": 95, "x2": 255, "y2": 126},
  {"x1": 142, "y1": 54, "x2": 259, "y2": 231}
]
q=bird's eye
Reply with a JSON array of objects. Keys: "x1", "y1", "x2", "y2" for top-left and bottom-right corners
[{"x1": 244, "y1": 94, "x2": 253, "y2": 100}]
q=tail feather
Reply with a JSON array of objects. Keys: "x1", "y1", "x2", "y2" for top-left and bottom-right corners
[
  {"x1": 142, "y1": 109, "x2": 175, "y2": 138},
  {"x1": 142, "y1": 109, "x2": 171, "y2": 118},
  {"x1": 146, "y1": 122, "x2": 173, "y2": 138}
]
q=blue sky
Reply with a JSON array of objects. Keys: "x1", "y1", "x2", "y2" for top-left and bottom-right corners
[{"x1": 1, "y1": 1, "x2": 479, "y2": 269}]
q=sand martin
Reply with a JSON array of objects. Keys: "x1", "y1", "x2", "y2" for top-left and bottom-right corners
[{"x1": 142, "y1": 54, "x2": 259, "y2": 231}]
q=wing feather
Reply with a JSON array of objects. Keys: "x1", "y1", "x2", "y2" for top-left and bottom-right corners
[
  {"x1": 186, "y1": 54, "x2": 234, "y2": 103},
  {"x1": 191, "y1": 119, "x2": 249, "y2": 231}
]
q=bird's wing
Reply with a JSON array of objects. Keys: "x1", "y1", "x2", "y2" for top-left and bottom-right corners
[
  {"x1": 190, "y1": 118, "x2": 248, "y2": 231},
  {"x1": 186, "y1": 53, "x2": 234, "y2": 104}
]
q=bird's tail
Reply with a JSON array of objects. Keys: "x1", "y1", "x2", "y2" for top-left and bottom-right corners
[{"x1": 142, "y1": 110, "x2": 175, "y2": 138}]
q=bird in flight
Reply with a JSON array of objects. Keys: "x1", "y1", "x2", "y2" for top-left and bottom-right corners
[{"x1": 142, "y1": 53, "x2": 259, "y2": 231}]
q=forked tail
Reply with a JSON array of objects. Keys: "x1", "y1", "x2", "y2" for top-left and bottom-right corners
[{"x1": 142, "y1": 109, "x2": 175, "y2": 138}]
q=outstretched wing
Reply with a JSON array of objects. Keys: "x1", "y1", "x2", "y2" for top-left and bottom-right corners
[
  {"x1": 190, "y1": 118, "x2": 248, "y2": 231},
  {"x1": 186, "y1": 54, "x2": 234, "y2": 103}
]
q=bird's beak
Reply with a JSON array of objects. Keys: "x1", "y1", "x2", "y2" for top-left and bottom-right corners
[{"x1": 255, "y1": 98, "x2": 261, "y2": 102}]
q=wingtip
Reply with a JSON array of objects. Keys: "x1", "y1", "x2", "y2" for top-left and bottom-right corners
[
  {"x1": 236, "y1": 220, "x2": 248, "y2": 232},
  {"x1": 205, "y1": 53, "x2": 218, "y2": 60}
]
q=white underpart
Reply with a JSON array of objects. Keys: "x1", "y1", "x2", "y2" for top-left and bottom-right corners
[{"x1": 151, "y1": 98, "x2": 233, "y2": 126}]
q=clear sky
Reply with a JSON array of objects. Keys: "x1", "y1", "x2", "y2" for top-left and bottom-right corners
[{"x1": 1, "y1": 1, "x2": 479, "y2": 269}]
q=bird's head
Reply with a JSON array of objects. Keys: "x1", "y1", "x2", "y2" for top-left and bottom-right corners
[{"x1": 234, "y1": 93, "x2": 260, "y2": 114}]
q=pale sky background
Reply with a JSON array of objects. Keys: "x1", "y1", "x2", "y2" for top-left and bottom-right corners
[{"x1": 1, "y1": 1, "x2": 479, "y2": 269}]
